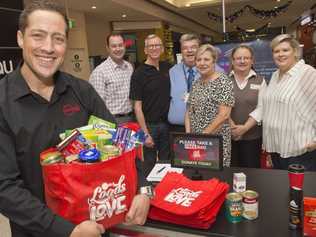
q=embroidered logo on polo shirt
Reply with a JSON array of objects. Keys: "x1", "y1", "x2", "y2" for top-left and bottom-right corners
[{"x1": 63, "y1": 104, "x2": 81, "y2": 116}]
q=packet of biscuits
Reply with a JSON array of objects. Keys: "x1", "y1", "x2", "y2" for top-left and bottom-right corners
[{"x1": 304, "y1": 197, "x2": 316, "y2": 236}]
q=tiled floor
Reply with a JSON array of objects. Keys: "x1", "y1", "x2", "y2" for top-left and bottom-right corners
[{"x1": 0, "y1": 214, "x2": 11, "y2": 237}]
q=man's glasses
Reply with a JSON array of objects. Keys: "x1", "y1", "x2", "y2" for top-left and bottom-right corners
[
  {"x1": 233, "y1": 56, "x2": 252, "y2": 62},
  {"x1": 181, "y1": 46, "x2": 198, "y2": 52},
  {"x1": 146, "y1": 44, "x2": 162, "y2": 49}
]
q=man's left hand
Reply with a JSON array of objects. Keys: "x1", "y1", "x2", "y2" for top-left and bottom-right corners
[{"x1": 125, "y1": 194, "x2": 150, "y2": 225}]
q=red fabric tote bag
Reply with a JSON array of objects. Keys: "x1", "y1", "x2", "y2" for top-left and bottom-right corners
[
  {"x1": 150, "y1": 172, "x2": 228, "y2": 216},
  {"x1": 42, "y1": 149, "x2": 138, "y2": 228},
  {"x1": 148, "y1": 172, "x2": 229, "y2": 229}
]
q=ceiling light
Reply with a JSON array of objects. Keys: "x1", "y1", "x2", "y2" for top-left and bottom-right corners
[
  {"x1": 301, "y1": 16, "x2": 312, "y2": 26},
  {"x1": 185, "y1": 3, "x2": 191, "y2": 7},
  {"x1": 91, "y1": 6, "x2": 96, "y2": 9},
  {"x1": 276, "y1": 0, "x2": 281, "y2": 2},
  {"x1": 246, "y1": 28, "x2": 255, "y2": 32},
  {"x1": 122, "y1": 14, "x2": 127, "y2": 18}
]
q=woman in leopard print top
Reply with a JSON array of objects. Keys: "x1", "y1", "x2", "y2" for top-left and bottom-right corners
[{"x1": 185, "y1": 44, "x2": 235, "y2": 167}]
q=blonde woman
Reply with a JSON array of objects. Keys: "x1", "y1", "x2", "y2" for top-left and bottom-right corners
[
  {"x1": 185, "y1": 44, "x2": 235, "y2": 167},
  {"x1": 262, "y1": 34, "x2": 316, "y2": 171}
]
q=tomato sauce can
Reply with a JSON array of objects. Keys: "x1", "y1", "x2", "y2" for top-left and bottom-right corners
[
  {"x1": 225, "y1": 192, "x2": 243, "y2": 223},
  {"x1": 242, "y1": 190, "x2": 259, "y2": 220}
]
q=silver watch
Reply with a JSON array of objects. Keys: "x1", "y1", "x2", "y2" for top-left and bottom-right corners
[{"x1": 139, "y1": 186, "x2": 155, "y2": 199}]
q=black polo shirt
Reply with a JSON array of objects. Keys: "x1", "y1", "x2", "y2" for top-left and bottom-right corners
[
  {"x1": 130, "y1": 61, "x2": 171, "y2": 123},
  {"x1": 0, "y1": 68, "x2": 116, "y2": 237}
]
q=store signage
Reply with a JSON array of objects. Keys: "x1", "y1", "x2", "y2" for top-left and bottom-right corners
[
  {"x1": 68, "y1": 19, "x2": 76, "y2": 29},
  {"x1": 0, "y1": 49, "x2": 21, "y2": 79},
  {"x1": 170, "y1": 133, "x2": 223, "y2": 170}
]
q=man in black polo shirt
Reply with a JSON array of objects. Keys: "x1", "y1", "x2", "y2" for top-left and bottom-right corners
[
  {"x1": 0, "y1": 1, "x2": 150, "y2": 237},
  {"x1": 130, "y1": 34, "x2": 172, "y2": 176}
]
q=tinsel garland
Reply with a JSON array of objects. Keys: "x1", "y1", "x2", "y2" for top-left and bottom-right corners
[{"x1": 208, "y1": 0, "x2": 293, "y2": 23}]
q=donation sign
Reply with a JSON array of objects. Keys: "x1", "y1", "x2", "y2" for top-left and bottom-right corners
[{"x1": 171, "y1": 133, "x2": 223, "y2": 170}]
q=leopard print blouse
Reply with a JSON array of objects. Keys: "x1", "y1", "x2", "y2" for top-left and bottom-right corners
[{"x1": 188, "y1": 73, "x2": 235, "y2": 167}]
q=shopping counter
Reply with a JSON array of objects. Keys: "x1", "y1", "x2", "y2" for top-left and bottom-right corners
[{"x1": 111, "y1": 167, "x2": 316, "y2": 237}]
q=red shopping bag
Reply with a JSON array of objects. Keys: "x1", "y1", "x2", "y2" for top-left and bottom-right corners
[
  {"x1": 150, "y1": 172, "x2": 228, "y2": 216},
  {"x1": 148, "y1": 172, "x2": 229, "y2": 229},
  {"x1": 260, "y1": 149, "x2": 273, "y2": 169},
  {"x1": 42, "y1": 149, "x2": 138, "y2": 229}
]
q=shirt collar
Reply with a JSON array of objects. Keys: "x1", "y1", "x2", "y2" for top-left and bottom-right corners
[
  {"x1": 285, "y1": 59, "x2": 305, "y2": 77},
  {"x1": 182, "y1": 62, "x2": 197, "y2": 74},
  {"x1": 229, "y1": 69, "x2": 257, "y2": 80},
  {"x1": 107, "y1": 56, "x2": 128, "y2": 70},
  {"x1": 10, "y1": 64, "x2": 70, "y2": 101}
]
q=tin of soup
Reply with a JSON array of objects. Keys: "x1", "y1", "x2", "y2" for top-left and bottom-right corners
[{"x1": 242, "y1": 190, "x2": 259, "y2": 220}]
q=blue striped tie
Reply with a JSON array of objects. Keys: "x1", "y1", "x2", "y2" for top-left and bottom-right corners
[{"x1": 187, "y1": 68, "x2": 194, "y2": 92}]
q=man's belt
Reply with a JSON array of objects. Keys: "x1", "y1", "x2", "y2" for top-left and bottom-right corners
[{"x1": 114, "y1": 112, "x2": 133, "y2": 117}]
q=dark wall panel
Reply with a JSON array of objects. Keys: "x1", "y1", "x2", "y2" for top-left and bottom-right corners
[
  {"x1": 0, "y1": 0, "x2": 23, "y2": 10},
  {"x1": 0, "y1": 9, "x2": 20, "y2": 47},
  {"x1": 0, "y1": 0, "x2": 23, "y2": 79}
]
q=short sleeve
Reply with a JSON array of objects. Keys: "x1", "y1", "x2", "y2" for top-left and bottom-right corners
[
  {"x1": 130, "y1": 69, "x2": 143, "y2": 101},
  {"x1": 214, "y1": 74, "x2": 234, "y2": 107}
]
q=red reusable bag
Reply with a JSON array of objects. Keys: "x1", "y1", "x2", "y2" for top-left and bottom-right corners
[
  {"x1": 148, "y1": 172, "x2": 229, "y2": 229},
  {"x1": 260, "y1": 149, "x2": 273, "y2": 169},
  {"x1": 42, "y1": 149, "x2": 138, "y2": 229},
  {"x1": 150, "y1": 172, "x2": 227, "y2": 216}
]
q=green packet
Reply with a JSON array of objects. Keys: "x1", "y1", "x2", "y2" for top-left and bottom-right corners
[
  {"x1": 59, "y1": 116, "x2": 116, "y2": 140},
  {"x1": 88, "y1": 115, "x2": 116, "y2": 129}
]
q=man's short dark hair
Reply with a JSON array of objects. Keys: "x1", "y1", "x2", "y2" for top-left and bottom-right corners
[
  {"x1": 19, "y1": 0, "x2": 69, "y2": 35},
  {"x1": 106, "y1": 33, "x2": 124, "y2": 46}
]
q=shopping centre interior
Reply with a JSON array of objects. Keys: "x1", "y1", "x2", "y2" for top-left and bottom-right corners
[
  {"x1": 1, "y1": 0, "x2": 316, "y2": 81},
  {"x1": 1, "y1": 0, "x2": 316, "y2": 236}
]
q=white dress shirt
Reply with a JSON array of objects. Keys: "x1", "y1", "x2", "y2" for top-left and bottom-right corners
[{"x1": 262, "y1": 60, "x2": 316, "y2": 158}]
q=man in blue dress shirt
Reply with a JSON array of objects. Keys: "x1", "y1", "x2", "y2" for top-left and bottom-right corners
[{"x1": 168, "y1": 34, "x2": 200, "y2": 133}]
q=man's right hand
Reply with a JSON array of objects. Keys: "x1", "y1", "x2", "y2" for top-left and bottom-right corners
[
  {"x1": 69, "y1": 220, "x2": 105, "y2": 237},
  {"x1": 144, "y1": 134, "x2": 155, "y2": 148}
]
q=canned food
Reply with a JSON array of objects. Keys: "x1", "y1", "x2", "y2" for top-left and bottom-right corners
[
  {"x1": 242, "y1": 190, "x2": 259, "y2": 220},
  {"x1": 40, "y1": 148, "x2": 64, "y2": 165},
  {"x1": 99, "y1": 145, "x2": 120, "y2": 161},
  {"x1": 225, "y1": 192, "x2": 243, "y2": 223},
  {"x1": 78, "y1": 148, "x2": 100, "y2": 163},
  {"x1": 65, "y1": 154, "x2": 79, "y2": 163}
]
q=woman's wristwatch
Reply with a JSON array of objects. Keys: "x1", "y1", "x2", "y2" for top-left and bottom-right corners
[{"x1": 139, "y1": 186, "x2": 155, "y2": 199}]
